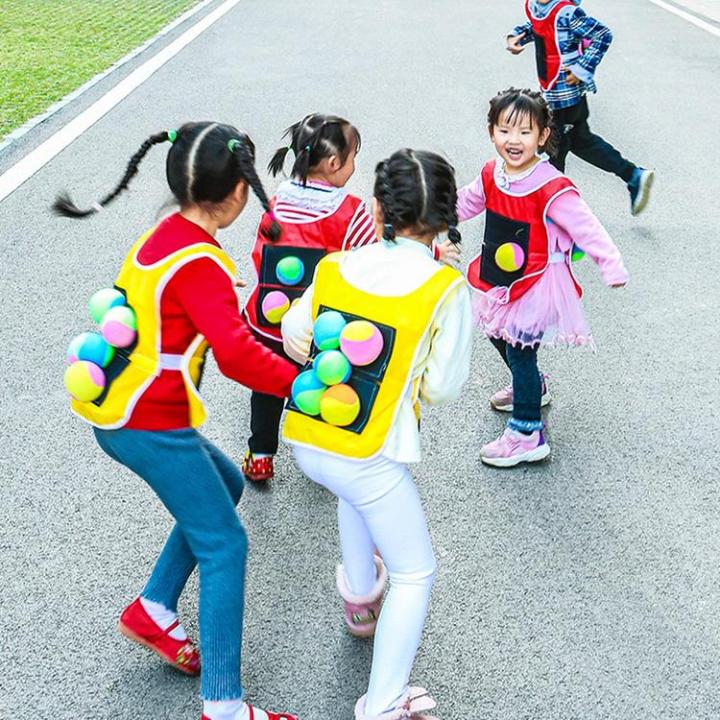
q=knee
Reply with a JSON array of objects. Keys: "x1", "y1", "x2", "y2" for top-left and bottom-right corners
[
  {"x1": 196, "y1": 522, "x2": 248, "y2": 570},
  {"x1": 387, "y1": 555, "x2": 437, "y2": 590}
]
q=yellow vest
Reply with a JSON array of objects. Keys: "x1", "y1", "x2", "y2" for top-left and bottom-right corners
[
  {"x1": 283, "y1": 252, "x2": 463, "y2": 460},
  {"x1": 71, "y1": 231, "x2": 237, "y2": 429}
]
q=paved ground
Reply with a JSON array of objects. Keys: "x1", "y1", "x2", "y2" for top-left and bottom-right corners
[{"x1": 1, "y1": 1, "x2": 720, "y2": 719}]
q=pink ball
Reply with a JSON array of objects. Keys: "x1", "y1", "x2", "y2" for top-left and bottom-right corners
[
  {"x1": 101, "y1": 306, "x2": 137, "y2": 348},
  {"x1": 339, "y1": 321, "x2": 384, "y2": 367}
]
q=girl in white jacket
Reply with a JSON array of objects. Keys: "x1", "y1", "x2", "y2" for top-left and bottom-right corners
[{"x1": 281, "y1": 149, "x2": 473, "y2": 720}]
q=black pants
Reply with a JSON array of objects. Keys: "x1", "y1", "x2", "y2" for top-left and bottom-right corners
[
  {"x1": 490, "y1": 338, "x2": 542, "y2": 423},
  {"x1": 549, "y1": 96, "x2": 636, "y2": 183},
  {"x1": 248, "y1": 334, "x2": 298, "y2": 455}
]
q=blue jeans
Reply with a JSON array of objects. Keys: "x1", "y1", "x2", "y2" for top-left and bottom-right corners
[
  {"x1": 490, "y1": 338, "x2": 543, "y2": 424},
  {"x1": 94, "y1": 427, "x2": 247, "y2": 700}
]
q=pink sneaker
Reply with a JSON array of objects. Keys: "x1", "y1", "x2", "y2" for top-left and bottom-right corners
[
  {"x1": 336, "y1": 556, "x2": 387, "y2": 637},
  {"x1": 481, "y1": 428, "x2": 550, "y2": 467},
  {"x1": 490, "y1": 374, "x2": 551, "y2": 412},
  {"x1": 354, "y1": 687, "x2": 438, "y2": 720}
]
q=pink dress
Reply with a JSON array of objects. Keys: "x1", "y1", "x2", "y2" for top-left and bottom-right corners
[{"x1": 457, "y1": 159, "x2": 628, "y2": 350}]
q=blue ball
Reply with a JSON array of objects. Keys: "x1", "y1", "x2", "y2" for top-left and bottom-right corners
[
  {"x1": 66, "y1": 332, "x2": 115, "y2": 368},
  {"x1": 313, "y1": 310, "x2": 347, "y2": 351},
  {"x1": 291, "y1": 370, "x2": 327, "y2": 416}
]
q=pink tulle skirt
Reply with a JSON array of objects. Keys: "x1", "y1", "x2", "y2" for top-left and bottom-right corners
[{"x1": 472, "y1": 264, "x2": 595, "y2": 350}]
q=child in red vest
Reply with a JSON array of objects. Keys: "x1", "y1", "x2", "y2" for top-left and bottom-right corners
[
  {"x1": 54, "y1": 122, "x2": 298, "y2": 720},
  {"x1": 459, "y1": 88, "x2": 628, "y2": 467},
  {"x1": 507, "y1": 0, "x2": 654, "y2": 215},
  {"x1": 241, "y1": 113, "x2": 458, "y2": 482}
]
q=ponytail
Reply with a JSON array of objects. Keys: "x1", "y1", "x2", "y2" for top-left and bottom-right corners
[
  {"x1": 267, "y1": 145, "x2": 291, "y2": 177},
  {"x1": 53, "y1": 130, "x2": 172, "y2": 218},
  {"x1": 228, "y1": 138, "x2": 282, "y2": 242}
]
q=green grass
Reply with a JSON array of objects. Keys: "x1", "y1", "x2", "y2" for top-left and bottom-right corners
[{"x1": 0, "y1": 0, "x2": 201, "y2": 139}]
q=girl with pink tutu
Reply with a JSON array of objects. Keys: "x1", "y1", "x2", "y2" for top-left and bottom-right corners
[{"x1": 458, "y1": 87, "x2": 628, "y2": 467}]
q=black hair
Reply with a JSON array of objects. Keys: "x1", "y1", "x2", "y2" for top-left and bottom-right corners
[
  {"x1": 267, "y1": 113, "x2": 361, "y2": 185},
  {"x1": 487, "y1": 87, "x2": 557, "y2": 155},
  {"x1": 373, "y1": 149, "x2": 461, "y2": 244},
  {"x1": 53, "y1": 121, "x2": 281, "y2": 240}
]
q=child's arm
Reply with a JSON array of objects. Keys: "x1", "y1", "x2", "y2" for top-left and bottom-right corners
[
  {"x1": 419, "y1": 284, "x2": 474, "y2": 406},
  {"x1": 506, "y1": 21, "x2": 534, "y2": 54},
  {"x1": 548, "y1": 191, "x2": 628, "y2": 287},
  {"x1": 173, "y1": 259, "x2": 297, "y2": 397},
  {"x1": 457, "y1": 174, "x2": 487, "y2": 222},
  {"x1": 281, "y1": 284, "x2": 315, "y2": 365},
  {"x1": 564, "y1": 8, "x2": 613, "y2": 85}
]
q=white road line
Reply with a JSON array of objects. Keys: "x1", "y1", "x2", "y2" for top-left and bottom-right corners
[
  {"x1": 648, "y1": 0, "x2": 720, "y2": 38},
  {"x1": 0, "y1": 0, "x2": 217, "y2": 154},
  {"x1": 0, "y1": 0, "x2": 244, "y2": 205}
]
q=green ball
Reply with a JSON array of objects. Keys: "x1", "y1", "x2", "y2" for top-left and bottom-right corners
[
  {"x1": 291, "y1": 371, "x2": 327, "y2": 416},
  {"x1": 314, "y1": 350, "x2": 352, "y2": 386},
  {"x1": 89, "y1": 288, "x2": 126, "y2": 324}
]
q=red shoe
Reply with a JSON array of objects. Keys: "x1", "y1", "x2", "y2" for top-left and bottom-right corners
[
  {"x1": 118, "y1": 597, "x2": 200, "y2": 676},
  {"x1": 201, "y1": 706, "x2": 298, "y2": 720},
  {"x1": 242, "y1": 451, "x2": 274, "y2": 483}
]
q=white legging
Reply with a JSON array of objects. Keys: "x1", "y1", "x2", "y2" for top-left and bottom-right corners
[{"x1": 293, "y1": 446, "x2": 436, "y2": 715}]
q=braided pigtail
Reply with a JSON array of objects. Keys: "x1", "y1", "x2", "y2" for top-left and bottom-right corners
[
  {"x1": 229, "y1": 137, "x2": 282, "y2": 241},
  {"x1": 53, "y1": 130, "x2": 172, "y2": 218},
  {"x1": 374, "y1": 160, "x2": 397, "y2": 241}
]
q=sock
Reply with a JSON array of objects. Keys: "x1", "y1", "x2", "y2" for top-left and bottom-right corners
[
  {"x1": 140, "y1": 597, "x2": 187, "y2": 641},
  {"x1": 252, "y1": 453, "x2": 272, "y2": 459},
  {"x1": 203, "y1": 700, "x2": 251, "y2": 720}
]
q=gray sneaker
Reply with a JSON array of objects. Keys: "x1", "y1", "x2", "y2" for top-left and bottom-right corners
[{"x1": 628, "y1": 167, "x2": 655, "y2": 216}]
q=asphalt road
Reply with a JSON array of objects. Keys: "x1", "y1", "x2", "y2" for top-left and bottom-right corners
[{"x1": 1, "y1": 1, "x2": 719, "y2": 719}]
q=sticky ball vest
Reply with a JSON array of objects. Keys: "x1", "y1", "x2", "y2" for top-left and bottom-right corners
[
  {"x1": 525, "y1": 0, "x2": 577, "y2": 91},
  {"x1": 71, "y1": 231, "x2": 236, "y2": 429},
  {"x1": 283, "y1": 252, "x2": 464, "y2": 460},
  {"x1": 466, "y1": 160, "x2": 582, "y2": 303},
  {"x1": 244, "y1": 194, "x2": 366, "y2": 341}
]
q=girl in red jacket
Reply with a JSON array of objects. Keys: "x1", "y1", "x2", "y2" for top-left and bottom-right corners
[{"x1": 55, "y1": 122, "x2": 298, "y2": 720}]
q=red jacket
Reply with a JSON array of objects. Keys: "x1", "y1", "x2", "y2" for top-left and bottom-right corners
[{"x1": 125, "y1": 213, "x2": 296, "y2": 430}]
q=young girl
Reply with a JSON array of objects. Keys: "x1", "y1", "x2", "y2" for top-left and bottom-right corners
[
  {"x1": 241, "y1": 113, "x2": 373, "y2": 483},
  {"x1": 241, "y1": 113, "x2": 459, "y2": 483},
  {"x1": 55, "y1": 122, "x2": 298, "y2": 720},
  {"x1": 281, "y1": 149, "x2": 472, "y2": 719},
  {"x1": 458, "y1": 88, "x2": 628, "y2": 467}
]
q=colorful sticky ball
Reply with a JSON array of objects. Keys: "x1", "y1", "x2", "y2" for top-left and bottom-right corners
[
  {"x1": 101, "y1": 306, "x2": 137, "y2": 348},
  {"x1": 314, "y1": 350, "x2": 352, "y2": 386},
  {"x1": 313, "y1": 310, "x2": 347, "y2": 351},
  {"x1": 67, "y1": 332, "x2": 115, "y2": 368},
  {"x1": 262, "y1": 291, "x2": 291, "y2": 324},
  {"x1": 495, "y1": 242, "x2": 526, "y2": 273},
  {"x1": 340, "y1": 320, "x2": 384, "y2": 367},
  {"x1": 291, "y1": 370, "x2": 327, "y2": 416},
  {"x1": 571, "y1": 244, "x2": 586, "y2": 262},
  {"x1": 320, "y1": 384, "x2": 361, "y2": 427},
  {"x1": 64, "y1": 360, "x2": 106, "y2": 402},
  {"x1": 89, "y1": 288, "x2": 126, "y2": 324},
  {"x1": 276, "y1": 256, "x2": 305, "y2": 286}
]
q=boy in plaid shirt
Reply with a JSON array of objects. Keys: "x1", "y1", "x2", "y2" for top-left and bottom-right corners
[{"x1": 507, "y1": 0, "x2": 654, "y2": 215}]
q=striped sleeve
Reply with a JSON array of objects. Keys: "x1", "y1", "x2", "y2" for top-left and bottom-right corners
[{"x1": 342, "y1": 201, "x2": 377, "y2": 249}]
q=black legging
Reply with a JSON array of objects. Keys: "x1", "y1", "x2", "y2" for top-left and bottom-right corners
[
  {"x1": 549, "y1": 96, "x2": 636, "y2": 183},
  {"x1": 490, "y1": 338, "x2": 542, "y2": 423}
]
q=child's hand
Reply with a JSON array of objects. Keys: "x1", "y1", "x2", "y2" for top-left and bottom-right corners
[
  {"x1": 506, "y1": 33, "x2": 527, "y2": 54},
  {"x1": 564, "y1": 69, "x2": 582, "y2": 86},
  {"x1": 437, "y1": 239, "x2": 461, "y2": 267}
]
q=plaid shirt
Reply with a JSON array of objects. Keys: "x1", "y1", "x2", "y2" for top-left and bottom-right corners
[{"x1": 511, "y1": 5, "x2": 613, "y2": 110}]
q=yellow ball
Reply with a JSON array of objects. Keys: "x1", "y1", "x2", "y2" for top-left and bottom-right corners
[
  {"x1": 320, "y1": 384, "x2": 361, "y2": 427},
  {"x1": 64, "y1": 361, "x2": 106, "y2": 402}
]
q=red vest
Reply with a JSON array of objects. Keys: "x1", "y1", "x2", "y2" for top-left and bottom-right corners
[
  {"x1": 525, "y1": 0, "x2": 576, "y2": 91},
  {"x1": 467, "y1": 160, "x2": 582, "y2": 303},
  {"x1": 244, "y1": 194, "x2": 364, "y2": 341}
]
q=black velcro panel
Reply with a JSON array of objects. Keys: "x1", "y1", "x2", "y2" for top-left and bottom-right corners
[{"x1": 479, "y1": 209, "x2": 530, "y2": 288}]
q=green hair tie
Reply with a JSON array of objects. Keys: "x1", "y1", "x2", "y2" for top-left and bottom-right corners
[
  {"x1": 167, "y1": 129, "x2": 178, "y2": 143},
  {"x1": 228, "y1": 138, "x2": 242, "y2": 153}
]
